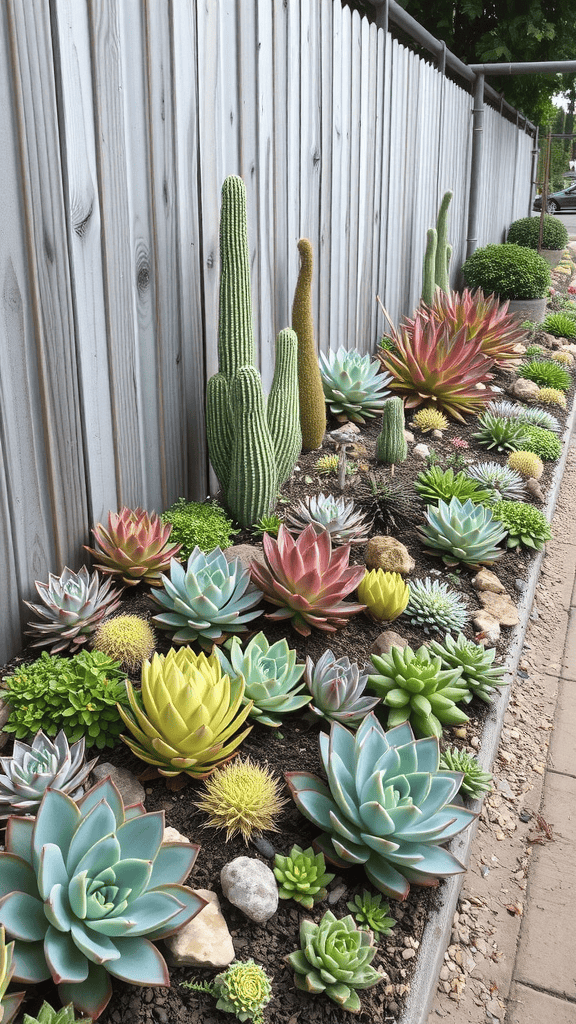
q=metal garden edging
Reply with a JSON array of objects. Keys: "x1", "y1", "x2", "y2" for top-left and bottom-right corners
[{"x1": 399, "y1": 387, "x2": 576, "y2": 1024}]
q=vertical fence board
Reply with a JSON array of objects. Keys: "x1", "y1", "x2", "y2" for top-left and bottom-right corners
[
  {"x1": 317, "y1": 0, "x2": 333, "y2": 354},
  {"x1": 256, "y1": 1, "x2": 275, "y2": 382}
]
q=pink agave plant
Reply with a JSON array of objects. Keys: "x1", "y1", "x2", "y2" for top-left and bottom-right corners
[
  {"x1": 250, "y1": 524, "x2": 366, "y2": 636},
  {"x1": 85, "y1": 507, "x2": 182, "y2": 587},
  {"x1": 405, "y1": 288, "x2": 527, "y2": 366}
]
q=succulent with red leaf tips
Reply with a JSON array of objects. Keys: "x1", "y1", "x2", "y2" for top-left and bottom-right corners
[
  {"x1": 250, "y1": 524, "x2": 366, "y2": 636},
  {"x1": 409, "y1": 288, "x2": 526, "y2": 365},
  {"x1": 85, "y1": 507, "x2": 182, "y2": 587},
  {"x1": 378, "y1": 320, "x2": 495, "y2": 422},
  {"x1": 24, "y1": 566, "x2": 123, "y2": 654}
]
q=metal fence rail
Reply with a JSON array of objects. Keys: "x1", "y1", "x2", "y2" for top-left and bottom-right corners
[{"x1": 0, "y1": 0, "x2": 535, "y2": 664}]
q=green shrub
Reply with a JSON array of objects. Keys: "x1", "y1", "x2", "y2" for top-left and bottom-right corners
[
  {"x1": 3, "y1": 650, "x2": 128, "y2": 748},
  {"x1": 507, "y1": 214, "x2": 568, "y2": 251},
  {"x1": 461, "y1": 243, "x2": 551, "y2": 300},
  {"x1": 161, "y1": 497, "x2": 238, "y2": 557}
]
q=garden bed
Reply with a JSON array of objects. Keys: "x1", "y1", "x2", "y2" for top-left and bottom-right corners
[{"x1": 2, "y1": 341, "x2": 575, "y2": 1024}]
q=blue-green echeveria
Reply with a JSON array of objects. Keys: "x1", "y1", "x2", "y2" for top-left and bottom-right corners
[
  {"x1": 285, "y1": 713, "x2": 476, "y2": 900},
  {"x1": 0, "y1": 777, "x2": 206, "y2": 1019},
  {"x1": 216, "y1": 632, "x2": 311, "y2": 727}
]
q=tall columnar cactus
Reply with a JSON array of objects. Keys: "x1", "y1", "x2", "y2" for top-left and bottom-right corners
[
  {"x1": 421, "y1": 190, "x2": 453, "y2": 304},
  {"x1": 291, "y1": 238, "x2": 326, "y2": 450},
  {"x1": 376, "y1": 396, "x2": 407, "y2": 465},
  {"x1": 206, "y1": 176, "x2": 302, "y2": 526}
]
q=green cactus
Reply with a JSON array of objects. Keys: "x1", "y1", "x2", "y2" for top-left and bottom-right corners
[
  {"x1": 422, "y1": 191, "x2": 453, "y2": 303},
  {"x1": 376, "y1": 396, "x2": 407, "y2": 465},
  {"x1": 291, "y1": 238, "x2": 326, "y2": 450},
  {"x1": 206, "y1": 176, "x2": 301, "y2": 526}
]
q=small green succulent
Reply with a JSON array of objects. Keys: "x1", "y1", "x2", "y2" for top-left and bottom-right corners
[
  {"x1": 525, "y1": 344, "x2": 543, "y2": 356},
  {"x1": 251, "y1": 513, "x2": 282, "y2": 538},
  {"x1": 216, "y1": 632, "x2": 310, "y2": 727},
  {"x1": 320, "y1": 347, "x2": 392, "y2": 423},
  {"x1": 368, "y1": 643, "x2": 470, "y2": 738},
  {"x1": 183, "y1": 960, "x2": 272, "y2": 1024},
  {"x1": 541, "y1": 312, "x2": 576, "y2": 339},
  {"x1": 520, "y1": 424, "x2": 562, "y2": 461},
  {"x1": 472, "y1": 412, "x2": 529, "y2": 453},
  {"x1": 428, "y1": 633, "x2": 507, "y2": 704},
  {"x1": 491, "y1": 500, "x2": 552, "y2": 550},
  {"x1": 414, "y1": 465, "x2": 494, "y2": 506},
  {"x1": 274, "y1": 845, "x2": 335, "y2": 909},
  {"x1": 161, "y1": 497, "x2": 239, "y2": 557},
  {"x1": 22, "y1": 1004, "x2": 91, "y2": 1024},
  {"x1": 346, "y1": 891, "x2": 396, "y2": 936},
  {"x1": 286, "y1": 910, "x2": 385, "y2": 1012},
  {"x1": 403, "y1": 577, "x2": 469, "y2": 634},
  {"x1": 439, "y1": 747, "x2": 493, "y2": 799},
  {"x1": 518, "y1": 359, "x2": 571, "y2": 391},
  {"x1": 3, "y1": 650, "x2": 128, "y2": 749}
]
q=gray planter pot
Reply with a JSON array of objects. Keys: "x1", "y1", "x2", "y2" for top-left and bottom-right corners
[
  {"x1": 538, "y1": 248, "x2": 564, "y2": 269},
  {"x1": 506, "y1": 296, "x2": 548, "y2": 323}
]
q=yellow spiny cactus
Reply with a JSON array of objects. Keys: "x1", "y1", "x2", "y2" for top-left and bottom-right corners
[
  {"x1": 537, "y1": 387, "x2": 567, "y2": 408},
  {"x1": 507, "y1": 450, "x2": 544, "y2": 480}
]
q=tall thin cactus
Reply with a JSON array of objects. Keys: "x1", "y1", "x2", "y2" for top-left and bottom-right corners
[
  {"x1": 291, "y1": 238, "x2": 326, "y2": 450},
  {"x1": 421, "y1": 190, "x2": 453, "y2": 305},
  {"x1": 205, "y1": 176, "x2": 301, "y2": 527}
]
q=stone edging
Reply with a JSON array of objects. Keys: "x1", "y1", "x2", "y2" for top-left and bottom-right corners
[{"x1": 399, "y1": 389, "x2": 576, "y2": 1024}]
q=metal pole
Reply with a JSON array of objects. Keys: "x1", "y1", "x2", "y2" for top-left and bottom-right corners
[
  {"x1": 539, "y1": 131, "x2": 552, "y2": 250},
  {"x1": 466, "y1": 73, "x2": 485, "y2": 258},
  {"x1": 529, "y1": 126, "x2": 539, "y2": 217}
]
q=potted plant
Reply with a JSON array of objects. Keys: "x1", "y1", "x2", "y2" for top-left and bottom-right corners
[
  {"x1": 506, "y1": 214, "x2": 569, "y2": 269},
  {"x1": 461, "y1": 242, "x2": 551, "y2": 323}
]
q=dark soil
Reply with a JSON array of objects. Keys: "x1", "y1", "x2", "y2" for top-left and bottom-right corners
[{"x1": 2, "y1": 354, "x2": 573, "y2": 1024}]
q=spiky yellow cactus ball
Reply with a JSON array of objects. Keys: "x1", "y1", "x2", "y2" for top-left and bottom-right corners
[
  {"x1": 552, "y1": 350, "x2": 574, "y2": 366},
  {"x1": 507, "y1": 450, "x2": 544, "y2": 480},
  {"x1": 412, "y1": 407, "x2": 449, "y2": 433},
  {"x1": 537, "y1": 387, "x2": 567, "y2": 408},
  {"x1": 195, "y1": 756, "x2": 288, "y2": 843},
  {"x1": 92, "y1": 614, "x2": 156, "y2": 671}
]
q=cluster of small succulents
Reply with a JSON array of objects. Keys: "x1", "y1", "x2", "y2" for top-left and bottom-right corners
[
  {"x1": 403, "y1": 577, "x2": 469, "y2": 634},
  {"x1": 491, "y1": 500, "x2": 552, "y2": 550},
  {"x1": 520, "y1": 424, "x2": 562, "y2": 461},
  {"x1": 161, "y1": 497, "x2": 238, "y2": 557}
]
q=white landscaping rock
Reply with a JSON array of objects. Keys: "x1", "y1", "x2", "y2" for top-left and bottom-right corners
[
  {"x1": 413, "y1": 443, "x2": 430, "y2": 459},
  {"x1": 221, "y1": 856, "x2": 278, "y2": 923},
  {"x1": 163, "y1": 889, "x2": 235, "y2": 968}
]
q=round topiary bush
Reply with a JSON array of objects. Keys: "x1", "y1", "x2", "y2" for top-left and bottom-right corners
[
  {"x1": 461, "y1": 243, "x2": 551, "y2": 300},
  {"x1": 507, "y1": 215, "x2": 568, "y2": 252}
]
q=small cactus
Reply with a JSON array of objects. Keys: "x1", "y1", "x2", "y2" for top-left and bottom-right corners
[
  {"x1": 376, "y1": 396, "x2": 408, "y2": 464},
  {"x1": 507, "y1": 450, "x2": 544, "y2": 480},
  {"x1": 412, "y1": 407, "x2": 449, "y2": 433},
  {"x1": 422, "y1": 191, "x2": 453, "y2": 304},
  {"x1": 537, "y1": 387, "x2": 567, "y2": 408},
  {"x1": 92, "y1": 614, "x2": 156, "y2": 671},
  {"x1": 552, "y1": 350, "x2": 574, "y2": 365}
]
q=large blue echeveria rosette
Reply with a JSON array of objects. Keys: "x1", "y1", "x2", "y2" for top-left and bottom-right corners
[
  {"x1": 285, "y1": 713, "x2": 477, "y2": 901},
  {"x1": 0, "y1": 777, "x2": 206, "y2": 1019}
]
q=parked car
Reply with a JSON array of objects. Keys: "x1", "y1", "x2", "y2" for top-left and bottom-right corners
[{"x1": 533, "y1": 183, "x2": 576, "y2": 213}]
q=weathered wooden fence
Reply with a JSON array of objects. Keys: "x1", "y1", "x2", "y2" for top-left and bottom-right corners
[{"x1": 0, "y1": 0, "x2": 534, "y2": 663}]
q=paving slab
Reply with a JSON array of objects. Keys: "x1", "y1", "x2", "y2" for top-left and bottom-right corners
[
  {"x1": 514, "y1": 771, "x2": 576, "y2": 999},
  {"x1": 542, "y1": 543, "x2": 576, "y2": 612},
  {"x1": 548, "y1": 677, "x2": 576, "y2": 778},
  {"x1": 561, "y1": 606, "x2": 576, "y2": 680},
  {"x1": 507, "y1": 982, "x2": 576, "y2": 1023}
]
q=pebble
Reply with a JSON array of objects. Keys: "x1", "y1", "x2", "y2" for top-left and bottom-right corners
[
  {"x1": 328, "y1": 884, "x2": 347, "y2": 905},
  {"x1": 514, "y1": 579, "x2": 527, "y2": 593},
  {"x1": 250, "y1": 836, "x2": 276, "y2": 859},
  {"x1": 402, "y1": 948, "x2": 416, "y2": 960},
  {"x1": 413, "y1": 443, "x2": 430, "y2": 459}
]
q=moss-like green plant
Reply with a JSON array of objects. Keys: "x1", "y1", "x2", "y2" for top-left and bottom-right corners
[
  {"x1": 162, "y1": 497, "x2": 238, "y2": 557},
  {"x1": 506, "y1": 450, "x2": 544, "y2": 479},
  {"x1": 194, "y1": 756, "x2": 287, "y2": 843},
  {"x1": 412, "y1": 407, "x2": 449, "y2": 433},
  {"x1": 518, "y1": 359, "x2": 571, "y2": 390},
  {"x1": 346, "y1": 891, "x2": 396, "y2": 936},
  {"x1": 3, "y1": 651, "x2": 127, "y2": 748},
  {"x1": 292, "y1": 238, "x2": 326, "y2": 450},
  {"x1": 525, "y1": 344, "x2": 544, "y2": 356},
  {"x1": 439, "y1": 747, "x2": 493, "y2": 799},
  {"x1": 183, "y1": 960, "x2": 272, "y2": 1024},
  {"x1": 491, "y1": 500, "x2": 552, "y2": 550},
  {"x1": 520, "y1": 424, "x2": 562, "y2": 461},
  {"x1": 537, "y1": 386, "x2": 567, "y2": 408},
  {"x1": 274, "y1": 845, "x2": 335, "y2": 909},
  {"x1": 92, "y1": 614, "x2": 156, "y2": 671}
]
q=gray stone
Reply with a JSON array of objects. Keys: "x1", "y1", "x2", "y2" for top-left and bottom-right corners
[
  {"x1": 223, "y1": 544, "x2": 263, "y2": 570},
  {"x1": 364, "y1": 536, "x2": 415, "y2": 575},
  {"x1": 327, "y1": 884, "x2": 347, "y2": 905},
  {"x1": 91, "y1": 763, "x2": 146, "y2": 808},
  {"x1": 370, "y1": 630, "x2": 409, "y2": 657},
  {"x1": 514, "y1": 578, "x2": 528, "y2": 593},
  {"x1": 250, "y1": 836, "x2": 276, "y2": 859},
  {"x1": 510, "y1": 378, "x2": 540, "y2": 402},
  {"x1": 163, "y1": 889, "x2": 235, "y2": 968},
  {"x1": 413, "y1": 443, "x2": 430, "y2": 459},
  {"x1": 526, "y1": 477, "x2": 545, "y2": 503},
  {"x1": 221, "y1": 856, "x2": 278, "y2": 923}
]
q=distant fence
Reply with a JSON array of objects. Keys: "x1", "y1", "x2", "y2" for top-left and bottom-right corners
[{"x1": 0, "y1": 0, "x2": 534, "y2": 663}]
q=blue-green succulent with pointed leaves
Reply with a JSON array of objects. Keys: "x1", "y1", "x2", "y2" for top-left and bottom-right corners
[
  {"x1": 417, "y1": 497, "x2": 507, "y2": 569},
  {"x1": 0, "y1": 777, "x2": 206, "y2": 1020},
  {"x1": 319, "y1": 347, "x2": 392, "y2": 424},
  {"x1": 285, "y1": 714, "x2": 477, "y2": 900},
  {"x1": 286, "y1": 909, "x2": 384, "y2": 1012},
  {"x1": 215, "y1": 632, "x2": 311, "y2": 727},
  {"x1": 151, "y1": 548, "x2": 262, "y2": 649}
]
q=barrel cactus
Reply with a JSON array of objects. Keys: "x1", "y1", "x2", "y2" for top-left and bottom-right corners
[{"x1": 205, "y1": 176, "x2": 301, "y2": 526}]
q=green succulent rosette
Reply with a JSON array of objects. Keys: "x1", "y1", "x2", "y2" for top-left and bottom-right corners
[
  {"x1": 428, "y1": 633, "x2": 507, "y2": 704},
  {"x1": 439, "y1": 748, "x2": 493, "y2": 800},
  {"x1": 22, "y1": 1003, "x2": 90, "y2": 1024},
  {"x1": 212, "y1": 959, "x2": 272, "y2": 1022},
  {"x1": 0, "y1": 778, "x2": 206, "y2": 1019},
  {"x1": 286, "y1": 909, "x2": 384, "y2": 1012},
  {"x1": 346, "y1": 891, "x2": 396, "y2": 936},
  {"x1": 216, "y1": 632, "x2": 310, "y2": 727},
  {"x1": 274, "y1": 845, "x2": 335, "y2": 909}
]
